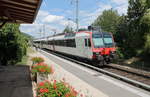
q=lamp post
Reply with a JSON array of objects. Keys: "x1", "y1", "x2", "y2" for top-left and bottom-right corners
[
  {"x1": 76, "y1": 0, "x2": 79, "y2": 32},
  {"x1": 51, "y1": 29, "x2": 56, "y2": 51}
]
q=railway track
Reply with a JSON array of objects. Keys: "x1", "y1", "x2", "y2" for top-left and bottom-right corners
[
  {"x1": 41, "y1": 49, "x2": 150, "y2": 91},
  {"x1": 103, "y1": 66, "x2": 150, "y2": 85}
]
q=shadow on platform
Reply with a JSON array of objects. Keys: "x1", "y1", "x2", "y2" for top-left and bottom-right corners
[{"x1": 0, "y1": 65, "x2": 33, "y2": 97}]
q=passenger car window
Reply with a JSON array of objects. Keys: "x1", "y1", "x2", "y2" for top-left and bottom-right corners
[
  {"x1": 88, "y1": 39, "x2": 91, "y2": 47},
  {"x1": 85, "y1": 39, "x2": 87, "y2": 47}
]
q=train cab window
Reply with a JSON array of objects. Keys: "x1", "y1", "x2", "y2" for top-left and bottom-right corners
[
  {"x1": 88, "y1": 39, "x2": 91, "y2": 47},
  {"x1": 85, "y1": 38, "x2": 91, "y2": 47},
  {"x1": 85, "y1": 39, "x2": 87, "y2": 47}
]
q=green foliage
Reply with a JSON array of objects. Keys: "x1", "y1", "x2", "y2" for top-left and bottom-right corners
[
  {"x1": 92, "y1": 0, "x2": 150, "y2": 58},
  {"x1": 37, "y1": 80, "x2": 78, "y2": 97},
  {"x1": 22, "y1": 32, "x2": 33, "y2": 40},
  {"x1": 93, "y1": 9, "x2": 120, "y2": 34},
  {"x1": 144, "y1": 33, "x2": 150, "y2": 54},
  {"x1": 126, "y1": 0, "x2": 150, "y2": 56},
  {"x1": 63, "y1": 26, "x2": 74, "y2": 33},
  {"x1": 0, "y1": 23, "x2": 28, "y2": 65},
  {"x1": 78, "y1": 28, "x2": 88, "y2": 31}
]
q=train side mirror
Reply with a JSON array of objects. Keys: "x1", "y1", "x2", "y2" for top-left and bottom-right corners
[{"x1": 88, "y1": 26, "x2": 93, "y2": 31}]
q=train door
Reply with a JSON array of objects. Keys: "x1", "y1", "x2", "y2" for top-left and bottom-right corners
[
  {"x1": 52, "y1": 39, "x2": 55, "y2": 51},
  {"x1": 84, "y1": 38, "x2": 92, "y2": 59},
  {"x1": 75, "y1": 37, "x2": 85, "y2": 57}
]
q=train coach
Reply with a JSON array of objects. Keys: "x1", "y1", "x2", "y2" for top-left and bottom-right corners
[{"x1": 33, "y1": 26, "x2": 117, "y2": 66}]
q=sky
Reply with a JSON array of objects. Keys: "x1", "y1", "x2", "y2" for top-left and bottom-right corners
[{"x1": 19, "y1": 0, "x2": 128, "y2": 38}]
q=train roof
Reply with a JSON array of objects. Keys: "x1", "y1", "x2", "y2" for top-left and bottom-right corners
[{"x1": 34, "y1": 31, "x2": 112, "y2": 42}]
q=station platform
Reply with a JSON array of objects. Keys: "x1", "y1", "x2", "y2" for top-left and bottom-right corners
[
  {"x1": 0, "y1": 66, "x2": 33, "y2": 97},
  {"x1": 31, "y1": 48, "x2": 150, "y2": 97},
  {"x1": 1, "y1": 48, "x2": 148, "y2": 97}
]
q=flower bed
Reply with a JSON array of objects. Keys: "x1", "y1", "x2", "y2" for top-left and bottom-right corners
[
  {"x1": 30, "y1": 56, "x2": 86, "y2": 97},
  {"x1": 37, "y1": 80, "x2": 78, "y2": 97},
  {"x1": 31, "y1": 62, "x2": 53, "y2": 75},
  {"x1": 31, "y1": 57, "x2": 44, "y2": 64},
  {"x1": 31, "y1": 59, "x2": 54, "y2": 82}
]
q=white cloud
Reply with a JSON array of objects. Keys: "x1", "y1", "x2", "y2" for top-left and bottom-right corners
[
  {"x1": 20, "y1": 0, "x2": 129, "y2": 38},
  {"x1": 43, "y1": 15, "x2": 64, "y2": 23},
  {"x1": 59, "y1": 20, "x2": 76, "y2": 27},
  {"x1": 20, "y1": 24, "x2": 59, "y2": 38},
  {"x1": 110, "y1": 0, "x2": 128, "y2": 15},
  {"x1": 20, "y1": 10, "x2": 76, "y2": 38},
  {"x1": 79, "y1": 0, "x2": 128, "y2": 27},
  {"x1": 38, "y1": 10, "x2": 49, "y2": 17},
  {"x1": 79, "y1": 3, "x2": 112, "y2": 27},
  {"x1": 115, "y1": 3, "x2": 128, "y2": 15}
]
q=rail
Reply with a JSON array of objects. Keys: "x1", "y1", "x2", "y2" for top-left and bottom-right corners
[{"x1": 40, "y1": 49, "x2": 150, "y2": 91}]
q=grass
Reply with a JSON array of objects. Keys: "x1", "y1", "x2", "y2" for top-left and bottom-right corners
[
  {"x1": 27, "y1": 47, "x2": 35, "y2": 54},
  {"x1": 16, "y1": 47, "x2": 35, "y2": 65},
  {"x1": 16, "y1": 55, "x2": 28, "y2": 65},
  {"x1": 116, "y1": 57, "x2": 150, "y2": 71}
]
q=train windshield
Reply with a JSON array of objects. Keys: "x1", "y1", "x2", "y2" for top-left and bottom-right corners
[
  {"x1": 92, "y1": 34, "x2": 104, "y2": 48},
  {"x1": 103, "y1": 34, "x2": 113, "y2": 47}
]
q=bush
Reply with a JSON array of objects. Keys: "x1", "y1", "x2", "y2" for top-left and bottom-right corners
[
  {"x1": 0, "y1": 24, "x2": 28, "y2": 65},
  {"x1": 31, "y1": 63, "x2": 53, "y2": 75},
  {"x1": 31, "y1": 57, "x2": 44, "y2": 64},
  {"x1": 37, "y1": 80, "x2": 78, "y2": 97}
]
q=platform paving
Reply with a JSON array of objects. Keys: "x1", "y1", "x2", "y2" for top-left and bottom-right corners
[
  {"x1": 29, "y1": 48, "x2": 108, "y2": 97},
  {"x1": 37, "y1": 49, "x2": 150, "y2": 97},
  {"x1": 0, "y1": 66, "x2": 33, "y2": 97}
]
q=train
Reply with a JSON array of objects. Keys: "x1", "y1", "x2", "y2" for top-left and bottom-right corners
[{"x1": 33, "y1": 26, "x2": 117, "y2": 66}]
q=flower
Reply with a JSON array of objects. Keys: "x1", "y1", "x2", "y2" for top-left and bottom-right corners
[
  {"x1": 38, "y1": 82, "x2": 45, "y2": 86},
  {"x1": 31, "y1": 57, "x2": 44, "y2": 64},
  {"x1": 39, "y1": 88, "x2": 49, "y2": 93},
  {"x1": 37, "y1": 81, "x2": 78, "y2": 97},
  {"x1": 31, "y1": 62, "x2": 54, "y2": 74}
]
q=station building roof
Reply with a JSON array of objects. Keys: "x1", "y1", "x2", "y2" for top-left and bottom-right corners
[{"x1": 0, "y1": 0, "x2": 42, "y2": 25}]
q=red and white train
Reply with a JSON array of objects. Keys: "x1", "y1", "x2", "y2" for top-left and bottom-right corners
[{"x1": 33, "y1": 26, "x2": 117, "y2": 66}]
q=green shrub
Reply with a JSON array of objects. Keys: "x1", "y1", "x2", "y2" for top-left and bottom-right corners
[{"x1": 0, "y1": 23, "x2": 28, "y2": 65}]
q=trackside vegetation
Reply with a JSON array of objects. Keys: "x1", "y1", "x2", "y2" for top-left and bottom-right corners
[
  {"x1": 0, "y1": 23, "x2": 30, "y2": 66},
  {"x1": 93, "y1": 0, "x2": 150, "y2": 61}
]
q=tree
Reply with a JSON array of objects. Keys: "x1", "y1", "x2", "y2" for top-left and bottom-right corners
[
  {"x1": 93, "y1": 9, "x2": 120, "y2": 34},
  {"x1": 0, "y1": 23, "x2": 28, "y2": 66},
  {"x1": 78, "y1": 28, "x2": 87, "y2": 31},
  {"x1": 63, "y1": 26, "x2": 73, "y2": 33},
  {"x1": 91, "y1": 0, "x2": 150, "y2": 58},
  {"x1": 127, "y1": 0, "x2": 149, "y2": 56}
]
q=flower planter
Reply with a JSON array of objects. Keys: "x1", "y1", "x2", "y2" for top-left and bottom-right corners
[
  {"x1": 37, "y1": 72, "x2": 48, "y2": 83},
  {"x1": 31, "y1": 73, "x2": 37, "y2": 82}
]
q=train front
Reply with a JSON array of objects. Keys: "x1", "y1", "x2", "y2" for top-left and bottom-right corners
[{"x1": 91, "y1": 31, "x2": 117, "y2": 66}]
